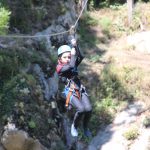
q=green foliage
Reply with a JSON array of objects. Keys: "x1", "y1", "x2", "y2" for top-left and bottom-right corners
[
  {"x1": 5, "y1": 0, "x2": 69, "y2": 33},
  {"x1": 123, "y1": 126, "x2": 139, "y2": 140},
  {"x1": 99, "y1": 16, "x2": 112, "y2": 37},
  {"x1": 90, "y1": 99, "x2": 114, "y2": 134},
  {"x1": 109, "y1": 4, "x2": 123, "y2": 10},
  {"x1": 0, "y1": 76, "x2": 18, "y2": 119},
  {"x1": 99, "y1": 65, "x2": 130, "y2": 100},
  {"x1": 87, "y1": 0, "x2": 126, "y2": 9},
  {"x1": 0, "y1": 44, "x2": 53, "y2": 122},
  {"x1": 25, "y1": 74, "x2": 37, "y2": 87},
  {"x1": 98, "y1": 97, "x2": 116, "y2": 109},
  {"x1": 110, "y1": 2, "x2": 150, "y2": 35},
  {"x1": 122, "y1": 66, "x2": 143, "y2": 98},
  {"x1": 0, "y1": 71, "x2": 52, "y2": 142},
  {"x1": 77, "y1": 128, "x2": 92, "y2": 143},
  {"x1": 83, "y1": 12, "x2": 99, "y2": 26},
  {"x1": 142, "y1": 116, "x2": 150, "y2": 128},
  {"x1": 0, "y1": 73, "x2": 36, "y2": 120},
  {"x1": 89, "y1": 54, "x2": 102, "y2": 63},
  {"x1": 87, "y1": 0, "x2": 95, "y2": 10},
  {"x1": 28, "y1": 120, "x2": 36, "y2": 129},
  {"x1": 83, "y1": 64, "x2": 135, "y2": 134},
  {"x1": 0, "y1": 45, "x2": 53, "y2": 81},
  {"x1": 60, "y1": 3, "x2": 67, "y2": 14},
  {"x1": 80, "y1": 1, "x2": 150, "y2": 140},
  {"x1": 79, "y1": 13, "x2": 100, "y2": 47},
  {"x1": 99, "y1": 17, "x2": 112, "y2": 31},
  {"x1": 95, "y1": 96, "x2": 117, "y2": 121},
  {"x1": 0, "y1": 7, "x2": 11, "y2": 34},
  {"x1": 0, "y1": 49, "x2": 27, "y2": 80}
]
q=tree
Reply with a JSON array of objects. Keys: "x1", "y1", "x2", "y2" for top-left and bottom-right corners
[
  {"x1": 127, "y1": 0, "x2": 134, "y2": 25},
  {"x1": 0, "y1": 7, "x2": 11, "y2": 35}
]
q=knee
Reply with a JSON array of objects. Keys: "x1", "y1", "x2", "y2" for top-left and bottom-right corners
[
  {"x1": 78, "y1": 105, "x2": 85, "y2": 113},
  {"x1": 85, "y1": 104, "x2": 92, "y2": 112}
]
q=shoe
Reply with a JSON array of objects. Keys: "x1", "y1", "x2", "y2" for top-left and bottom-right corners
[
  {"x1": 84, "y1": 128, "x2": 92, "y2": 138},
  {"x1": 71, "y1": 124, "x2": 78, "y2": 137}
]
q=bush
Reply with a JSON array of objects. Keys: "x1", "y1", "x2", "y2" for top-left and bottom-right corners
[
  {"x1": 123, "y1": 126, "x2": 139, "y2": 140},
  {"x1": 142, "y1": 116, "x2": 150, "y2": 128},
  {"x1": 0, "y1": 7, "x2": 11, "y2": 34}
]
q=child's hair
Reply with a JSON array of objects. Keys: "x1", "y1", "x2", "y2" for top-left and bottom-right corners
[{"x1": 58, "y1": 53, "x2": 63, "y2": 58}]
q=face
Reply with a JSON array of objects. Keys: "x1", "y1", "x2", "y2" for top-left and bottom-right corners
[{"x1": 60, "y1": 52, "x2": 71, "y2": 64}]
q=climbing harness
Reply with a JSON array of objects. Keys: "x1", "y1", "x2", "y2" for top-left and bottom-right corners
[
  {"x1": 63, "y1": 78, "x2": 88, "y2": 108},
  {"x1": 64, "y1": 80, "x2": 80, "y2": 108}
]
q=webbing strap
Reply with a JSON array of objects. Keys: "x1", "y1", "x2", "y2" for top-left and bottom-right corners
[
  {"x1": 65, "y1": 83, "x2": 80, "y2": 107},
  {"x1": 65, "y1": 90, "x2": 73, "y2": 107},
  {"x1": 75, "y1": 89, "x2": 80, "y2": 99}
]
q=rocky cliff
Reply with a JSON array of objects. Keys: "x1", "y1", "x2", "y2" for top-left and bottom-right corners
[{"x1": 0, "y1": 0, "x2": 80, "y2": 149}]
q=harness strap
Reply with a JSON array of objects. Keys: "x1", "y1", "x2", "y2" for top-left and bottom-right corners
[
  {"x1": 65, "y1": 83, "x2": 80, "y2": 107},
  {"x1": 65, "y1": 90, "x2": 73, "y2": 107}
]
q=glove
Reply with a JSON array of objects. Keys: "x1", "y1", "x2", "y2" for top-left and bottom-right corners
[
  {"x1": 70, "y1": 38, "x2": 77, "y2": 46},
  {"x1": 68, "y1": 35, "x2": 77, "y2": 47}
]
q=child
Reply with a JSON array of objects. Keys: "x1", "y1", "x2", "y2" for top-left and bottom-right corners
[{"x1": 56, "y1": 38, "x2": 92, "y2": 137}]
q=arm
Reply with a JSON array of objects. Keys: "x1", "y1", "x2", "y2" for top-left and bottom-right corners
[
  {"x1": 74, "y1": 45, "x2": 84, "y2": 66},
  {"x1": 69, "y1": 36, "x2": 84, "y2": 66}
]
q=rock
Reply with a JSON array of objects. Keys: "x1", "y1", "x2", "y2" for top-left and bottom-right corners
[
  {"x1": 47, "y1": 71, "x2": 59, "y2": 100},
  {"x1": 87, "y1": 101, "x2": 147, "y2": 150},
  {"x1": 114, "y1": 101, "x2": 145, "y2": 125},
  {"x1": 4, "y1": 122, "x2": 17, "y2": 131},
  {"x1": 0, "y1": 143, "x2": 4, "y2": 150},
  {"x1": 1, "y1": 130, "x2": 27, "y2": 150},
  {"x1": 1, "y1": 130, "x2": 47, "y2": 150},
  {"x1": 32, "y1": 64, "x2": 58, "y2": 101},
  {"x1": 76, "y1": 141, "x2": 87, "y2": 150},
  {"x1": 127, "y1": 31, "x2": 150, "y2": 54}
]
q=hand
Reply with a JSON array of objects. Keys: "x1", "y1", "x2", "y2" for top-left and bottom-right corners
[
  {"x1": 71, "y1": 47, "x2": 76, "y2": 55},
  {"x1": 70, "y1": 38, "x2": 77, "y2": 46}
]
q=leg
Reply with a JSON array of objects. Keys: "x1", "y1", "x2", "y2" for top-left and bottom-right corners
[
  {"x1": 70, "y1": 95, "x2": 84, "y2": 128},
  {"x1": 70, "y1": 95, "x2": 85, "y2": 137},
  {"x1": 81, "y1": 93, "x2": 92, "y2": 136},
  {"x1": 81, "y1": 93, "x2": 92, "y2": 112}
]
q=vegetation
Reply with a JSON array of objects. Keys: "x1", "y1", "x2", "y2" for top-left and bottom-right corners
[
  {"x1": 0, "y1": 0, "x2": 150, "y2": 148},
  {"x1": 0, "y1": 0, "x2": 69, "y2": 33},
  {"x1": 0, "y1": 6, "x2": 10, "y2": 34},
  {"x1": 123, "y1": 126, "x2": 139, "y2": 140},
  {"x1": 79, "y1": 1, "x2": 150, "y2": 135},
  {"x1": 81, "y1": 2, "x2": 150, "y2": 40},
  {"x1": 142, "y1": 116, "x2": 150, "y2": 128},
  {"x1": 88, "y1": 0, "x2": 150, "y2": 9}
]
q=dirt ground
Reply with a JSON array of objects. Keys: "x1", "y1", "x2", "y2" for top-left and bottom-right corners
[
  {"x1": 81, "y1": 23, "x2": 150, "y2": 106},
  {"x1": 84, "y1": 28, "x2": 150, "y2": 150}
]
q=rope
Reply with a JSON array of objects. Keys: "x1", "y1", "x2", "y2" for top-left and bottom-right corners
[
  {"x1": 74, "y1": 0, "x2": 88, "y2": 28},
  {"x1": 7, "y1": 6, "x2": 49, "y2": 10},
  {"x1": 7, "y1": 6, "x2": 50, "y2": 10},
  {"x1": 0, "y1": 0, "x2": 88, "y2": 39}
]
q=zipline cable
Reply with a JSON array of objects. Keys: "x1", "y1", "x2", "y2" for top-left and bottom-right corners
[
  {"x1": 0, "y1": 0, "x2": 88, "y2": 39},
  {"x1": 74, "y1": 0, "x2": 88, "y2": 29}
]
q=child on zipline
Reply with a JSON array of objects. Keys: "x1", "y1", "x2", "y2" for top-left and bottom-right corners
[{"x1": 56, "y1": 37, "x2": 92, "y2": 137}]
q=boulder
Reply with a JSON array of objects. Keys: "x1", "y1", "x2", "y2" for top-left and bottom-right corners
[
  {"x1": 127, "y1": 31, "x2": 150, "y2": 54},
  {"x1": 1, "y1": 130, "x2": 47, "y2": 150}
]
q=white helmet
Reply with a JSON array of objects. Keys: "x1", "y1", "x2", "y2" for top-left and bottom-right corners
[{"x1": 58, "y1": 45, "x2": 71, "y2": 56}]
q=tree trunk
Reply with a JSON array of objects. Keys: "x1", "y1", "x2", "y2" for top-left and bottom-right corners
[
  {"x1": 127, "y1": 0, "x2": 134, "y2": 26},
  {"x1": 77, "y1": 0, "x2": 87, "y2": 14}
]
